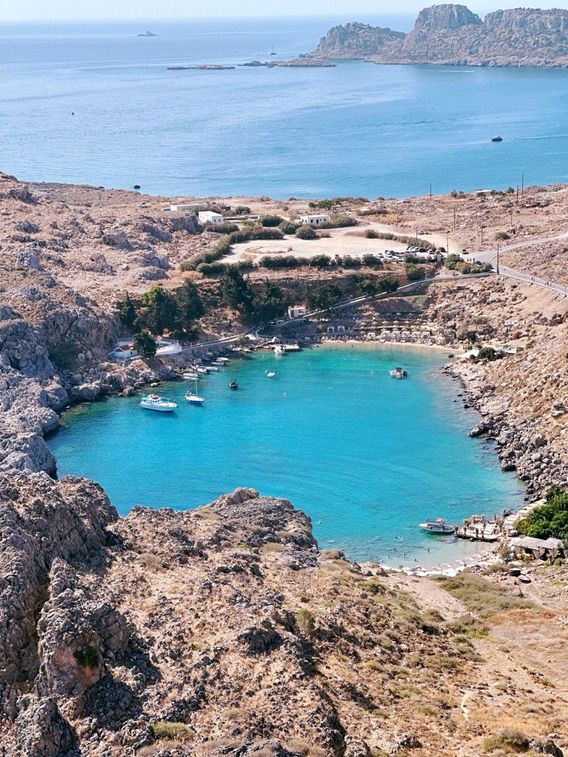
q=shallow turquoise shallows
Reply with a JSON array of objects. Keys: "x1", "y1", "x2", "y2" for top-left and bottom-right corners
[
  {"x1": 1, "y1": 17, "x2": 568, "y2": 198},
  {"x1": 49, "y1": 347, "x2": 525, "y2": 567}
]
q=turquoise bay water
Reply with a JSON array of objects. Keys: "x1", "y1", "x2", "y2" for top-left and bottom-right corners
[
  {"x1": 50, "y1": 347, "x2": 525, "y2": 567},
  {"x1": 1, "y1": 17, "x2": 568, "y2": 198}
]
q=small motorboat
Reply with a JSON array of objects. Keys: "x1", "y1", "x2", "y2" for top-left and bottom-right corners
[
  {"x1": 207, "y1": 365, "x2": 220, "y2": 372},
  {"x1": 183, "y1": 372, "x2": 199, "y2": 380},
  {"x1": 274, "y1": 345, "x2": 284, "y2": 356},
  {"x1": 211, "y1": 360, "x2": 225, "y2": 367},
  {"x1": 196, "y1": 366, "x2": 209, "y2": 374},
  {"x1": 419, "y1": 518, "x2": 455, "y2": 535},
  {"x1": 491, "y1": 136, "x2": 503, "y2": 142},
  {"x1": 185, "y1": 391, "x2": 204, "y2": 406},
  {"x1": 217, "y1": 357, "x2": 230, "y2": 363},
  {"x1": 229, "y1": 380, "x2": 239, "y2": 390},
  {"x1": 389, "y1": 367, "x2": 408, "y2": 379},
  {"x1": 266, "y1": 371, "x2": 276, "y2": 378},
  {"x1": 139, "y1": 394, "x2": 177, "y2": 413}
]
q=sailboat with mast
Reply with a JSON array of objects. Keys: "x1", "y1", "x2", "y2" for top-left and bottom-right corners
[{"x1": 185, "y1": 378, "x2": 205, "y2": 406}]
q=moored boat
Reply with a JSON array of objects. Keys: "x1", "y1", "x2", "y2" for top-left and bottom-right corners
[
  {"x1": 183, "y1": 372, "x2": 199, "y2": 380},
  {"x1": 419, "y1": 518, "x2": 455, "y2": 535},
  {"x1": 139, "y1": 394, "x2": 177, "y2": 412},
  {"x1": 185, "y1": 391, "x2": 205, "y2": 406},
  {"x1": 491, "y1": 135, "x2": 503, "y2": 142},
  {"x1": 389, "y1": 367, "x2": 408, "y2": 379},
  {"x1": 266, "y1": 370, "x2": 276, "y2": 378},
  {"x1": 229, "y1": 380, "x2": 239, "y2": 390}
]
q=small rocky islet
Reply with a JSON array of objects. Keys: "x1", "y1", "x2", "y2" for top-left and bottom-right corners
[
  {"x1": 306, "y1": 3, "x2": 568, "y2": 67},
  {"x1": 0, "y1": 171, "x2": 567, "y2": 754}
]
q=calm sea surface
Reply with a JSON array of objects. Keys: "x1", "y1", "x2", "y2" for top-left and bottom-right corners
[
  {"x1": 49, "y1": 347, "x2": 525, "y2": 567},
  {"x1": 1, "y1": 16, "x2": 568, "y2": 198}
]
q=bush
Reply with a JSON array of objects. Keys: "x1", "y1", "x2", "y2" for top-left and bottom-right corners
[
  {"x1": 337, "y1": 255, "x2": 362, "y2": 268},
  {"x1": 405, "y1": 263, "x2": 426, "y2": 281},
  {"x1": 495, "y1": 231, "x2": 510, "y2": 241},
  {"x1": 477, "y1": 345, "x2": 499, "y2": 362},
  {"x1": 152, "y1": 722, "x2": 195, "y2": 743},
  {"x1": 365, "y1": 229, "x2": 379, "y2": 239},
  {"x1": 233, "y1": 205, "x2": 250, "y2": 215},
  {"x1": 260, "y1": 214, "x2": 283, "y2": 227},
  {"x1": 321, "y1": 214, "x2": 358, "y2": 228},
  {"x1": 379, "y1": 276, "x2": 399, "y2": 293},
  {"x1": 205, "y1": 222, "x2": 239, "y2": 235},
  {"x1": 308, "y1": 254, "x2": 332, "y2": 268},
  {"x1": 517, "y1": 485, "x2": 568, "y2": 542},
  {"x1": 259, "y1": 255, "x2": 300, "y2": 269},
  {"x1": 362, "y1": 253, "x2": 383, "y2": 268},
  {"x1": 279, "y1": 220, "x2": 298, "y2": 235},
  {"x1": 483, "y1": 729, "x2": 530, "y2": 753},
  {"x1": 296, "y1": 224, "x2": 317, "y2": 240},
  {"x1": 296, "y1": 608, "x2": 315, "y2": 636}
]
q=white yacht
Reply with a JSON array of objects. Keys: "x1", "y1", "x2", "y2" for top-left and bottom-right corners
[
  {"x1": 139, "y1": 394, "x2": 177, "y2": 413},
  {"x1": 419, "y1": 518, "x2": 455, "y2": 535}
]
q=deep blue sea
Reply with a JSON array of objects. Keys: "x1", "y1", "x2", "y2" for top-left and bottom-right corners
[
  {"x1": 1, "y1": 16, "x2": 568, "y2": 198},
  {"x1": 49, "y1": 347, "x2": 525, "y2": 567}
]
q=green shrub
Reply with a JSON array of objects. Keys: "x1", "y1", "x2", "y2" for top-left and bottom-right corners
[
  {"x1": 517, "y1": 485, "x2": 568, "y2": 542},
  {"x1": 296, "y1": 224, "x2": 317, "y2": 240},
  {"x1": 405, "y1": 263, "x2": 426, "y2": 281},
  {"x1": 260, "y1": 214, "x2": 283, "y2": 227},
  {"x1": 365, "y1": 229, "x2": 379, "y2": 239},
  {"x1": 308, "y1": 254, "x2": 332, "y2": 268},
  {"x1": 296, "y1": 608, "x2": 315, "y2": 636},
  {"x1": 495, "y1": 231, "x2": 510, "y2": 241},
  {"x1": 205, "y1": 222, "x2": 239, "y2": 235},
  {"x1": 233, "y1": 205, "x2": 250, "y2": 215},
  {"x1": 279, "y1": 220, "x2": 298, "y2": 235},
  {"x1": 483, "y1": 729, "x2": 529, "y2": 753},
  {"x1": 321, "y1": 214, "x2": 357, "y2": 228},
  {"x1": 151, "y1": 722, "x2": 195, "y2": 743},
  {"x1": 259, "y1": 255, "x2": 300, "y2": 269}
]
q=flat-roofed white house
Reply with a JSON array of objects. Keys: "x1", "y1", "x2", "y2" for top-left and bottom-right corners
[
  {"x1": 299, "y1": 214, "x2": 330, "y2": 227},
  {"x1": 198, "y1": 210, "x2": 224, "y2": 225},
  {"x1": 288, "y1": 305, "x2": 307, "y2": 318}
]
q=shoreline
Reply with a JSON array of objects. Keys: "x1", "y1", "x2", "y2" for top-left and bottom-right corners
[{"x1": 50, "y1": 338, "x2": 526, "y2": 575}]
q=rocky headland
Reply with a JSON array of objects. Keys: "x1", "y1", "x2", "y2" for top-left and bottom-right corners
[
  {"x1": 307, "y1": 4, "x2": 568, "y2": 67},
  {"x1": 1, "y1": 171, "x2": 567, "y2": 754}
]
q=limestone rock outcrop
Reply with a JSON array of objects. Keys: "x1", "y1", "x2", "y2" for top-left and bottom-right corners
[{"x1": 308, "y1": 4, "x2": 568, "y2": 67}]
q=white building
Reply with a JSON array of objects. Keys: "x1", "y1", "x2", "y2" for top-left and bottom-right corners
[
  {"x1": 299, "y1": 214, "x2": 330, "y2": 227},
  {"x1": 288, "y1": 305, "x2": 307, "y2": 319},
  {"x1": 198, "y1": 211, "x2": 224, "y2": 225}
]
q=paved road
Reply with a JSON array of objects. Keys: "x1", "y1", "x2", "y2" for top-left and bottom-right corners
[{"x1": 471, "y1": 231, "x2": 568, "y2": 296}]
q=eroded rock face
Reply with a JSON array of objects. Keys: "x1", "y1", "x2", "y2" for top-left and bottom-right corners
[{"x1": 308, "y1": 4, "x2": 568, "y2": 66}]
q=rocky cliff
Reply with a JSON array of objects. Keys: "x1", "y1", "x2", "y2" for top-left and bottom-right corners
[
  {"x1": 309, "y1": 4, "x2": 568, "y2": 67},
  {"x1": 307, "y1": 22, "x2": 404, "y2": 59},
  {"x1": 1, "y1": 173, "x2": 568, "y2": 754}
]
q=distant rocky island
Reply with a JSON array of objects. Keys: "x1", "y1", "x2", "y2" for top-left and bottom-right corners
[{"x1": 306, "y1": 4, "x2": 568, "y2": 67}]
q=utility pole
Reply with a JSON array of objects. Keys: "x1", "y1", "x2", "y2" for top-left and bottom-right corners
[
  {"x1": 496, "y1": 244, "x2": 500, "y2": 274},
  {"x1": 429, "y1": 183, "x2": 432, "y2": 197},
  {"x1": 453, "y1": 206, "x2": 457, "y2": 231},
  {"x1": 446, "y1": 233, "x2": 450, "y2": 255},
  {"x1": 521, "y1": 172, "x2": 525, "y2": 196}
]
